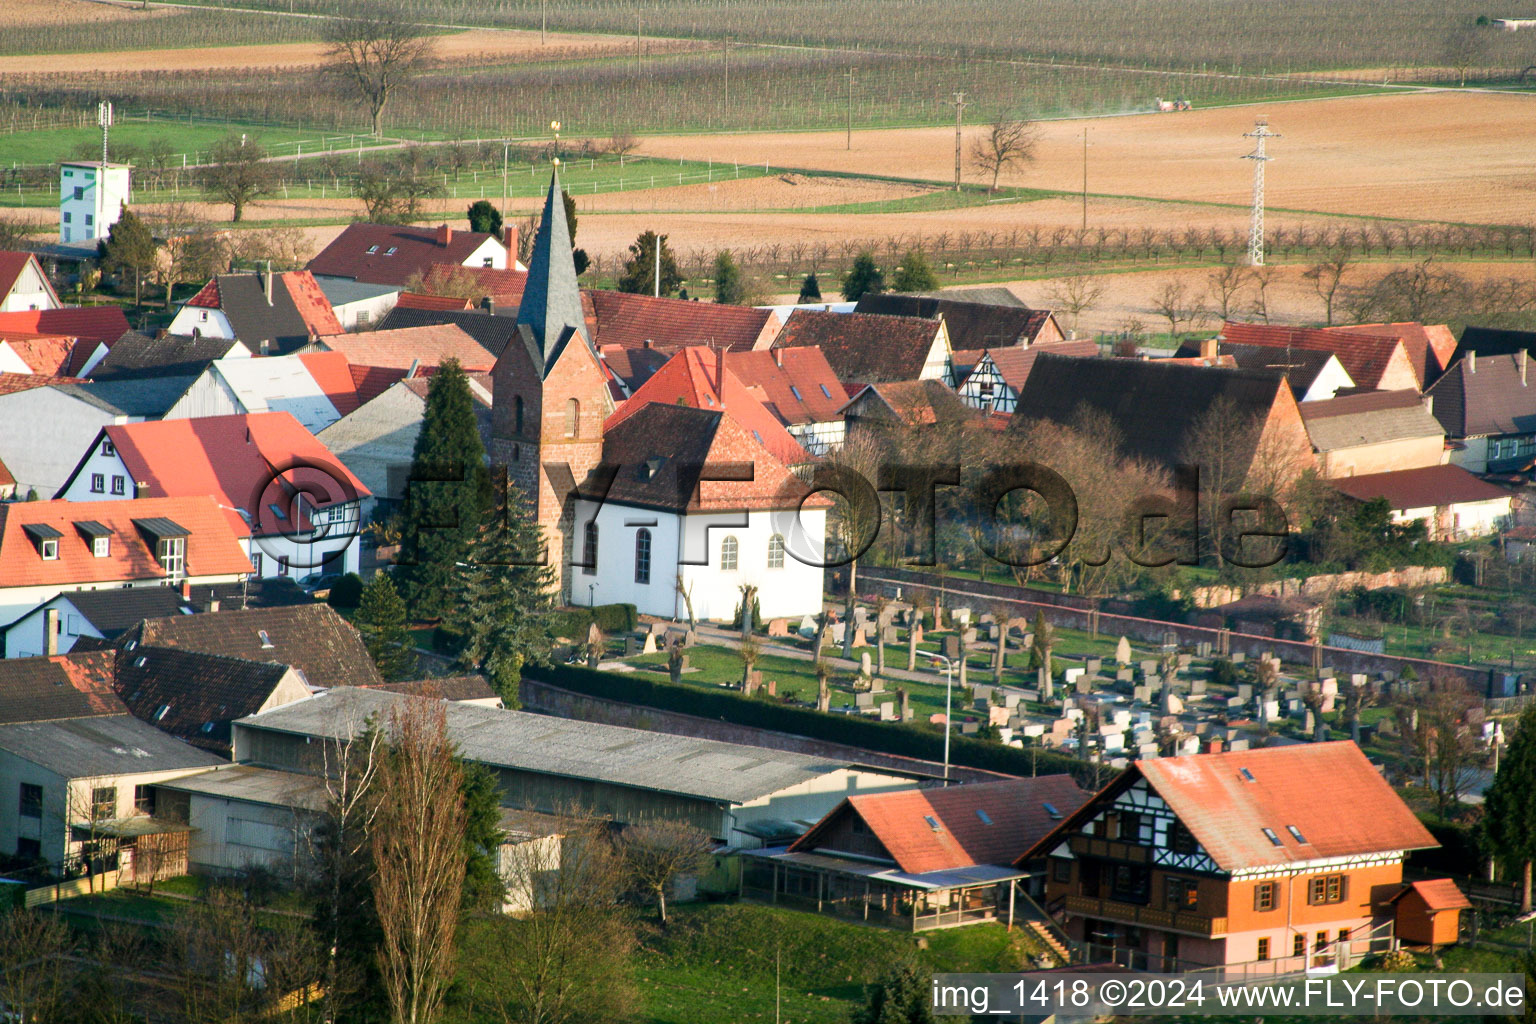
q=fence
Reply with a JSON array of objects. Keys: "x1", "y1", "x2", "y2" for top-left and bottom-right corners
[{"x1": 23, "y1": 869, "x2": 120, "y2": 908}]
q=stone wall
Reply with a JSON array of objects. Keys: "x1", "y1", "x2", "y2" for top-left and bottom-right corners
[{"x1": 1184, "y1": 566, "x2": 1450, "y2": 609}]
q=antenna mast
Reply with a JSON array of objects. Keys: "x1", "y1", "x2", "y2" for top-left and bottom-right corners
[
  {"x1": 98, "y1": 100, "x2": 113, "y2": 166},
  {"x1": 1243, "y1": 118, "x2": 1279, "y2": 266}
]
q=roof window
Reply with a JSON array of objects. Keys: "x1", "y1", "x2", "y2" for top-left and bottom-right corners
[
  {"x1": 258, "y1": 629, "x2": 274, "y2": 649},
  {"x1": 790, "y1": 385, "x2": 802, "y2": 400},
  {"x1": 1044, "y1": 802, "x2": 1063, "y2": 820},
  {"x1": 384, "y1": 247, "x2": 397, "y2": 256},
  {"x1": 820, "y1": 384, "x2": 833, "y2": 398},
  {"x1": 1261, "y1": 827, "x2": 1282, "y2": 846},
  {"x1": 1239, "y1": 767, "x2": 1256, "y2": 783},
  {"x1": 154, "y1": 705, "x2": 170, "y2": 721},
  {"x1": 1287, "y1": 825, "x2": 1308, "y2": 844},
  {"x1": 976, "y1": 809, "x2": 993, "y2": 825},
  {"x1": 923, "y1": 815, "x2": 942, "y2": 832},
  {"x1": 366, "y1": 245, "x2": 379, "y2": 254}
]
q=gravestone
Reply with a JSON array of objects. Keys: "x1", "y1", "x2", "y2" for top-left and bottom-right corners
[
  {"x1": 1236, "y1": 683, "x2": 1253, "y2": 701},
  {"x1": 911, "y1": 624, "x2": 924, "y2": 645},
  {"x1": 852, "y1": 606, "x2": 869, "y2": 626},
  {"x1": 830, "y1": 622, "x2": 846, "y2": 645},
  {"x1": 953, "y1": 607, "x2": 971, "y2": 627},
  {"x1": 768, "y1": 618, "x2": 792, "y2": 637},
  {"x1": 855, "y1": 691, "x2": 874, "y2": 708},
  {"x1": 972, "y1": 684, "x2": 994, "y2": 705},
  {"x1": 1140, "y1": 660, "x2": 1158, "y2": 677},
  {"x1": 1065, "y1": 667, "x2": 1085, "y2": 685},
  {"x1": 1303, "y1": 709, "x2": 1316, "y2": 734},
  {"x1": 851, "y1": 627, "x2": 870, "y2": 648},
  {"x1": 944, "y1": 635, "x2": 961, "y2": 659},
  {"x1": 870, "y1": 677, "x2": 884, "y2": 693},
  {"x1": 684, "y1": 629, "x2": 697, "y2": 647},
  {"x1": 1178, "y1": 654, "x2": 1193, "y2": 670},
  {"x1": 929, "y1": 712, "x2": 948, "y2": 725},
  {"x1": 798, "y1": 615, "x2": 818, "y2": 637},
  {"x1": 880, "y1": 702, "x2": 898, "y2": 721},
  {"x1": 1166, "y1": 693, "x2": 1184, "y2": 715},
  {"x1": 989, "y1": 624, "x2": 1001, "y2": 642},
  {"x1": 650, "y1": 621, "x2": 670, "y2": 636},
  {"x1": 860, "y1": 652, "x2": 873, "y2": 676},
  {"x1": 1075, "y1": 676, "x2": 1091, "y2": 695},
  {"x1": 979, "y1": 612, "x2": 997, "y2": 625},
  {"x1": 1133, "y1": 685, "x2": 1152, "y2": 703},
  {"x1": 1085, "y1": 657, "x2": 1102, "y2": 676},
  {"x1": 1021, "y1": 633, "x2": 1034, "y2": 650},
  {"x1": 963, "y1": 627, "x2": 978, "y2": 645},
  {"x1": 1116, "y1": 636, "x2": 1132, "y2": 665},
  {"x1": 1321, "y1": 694, "x2": 1335, "y2": 714},
  {"x1": 989, "y1": 704, "x2": 1011, "y2": 726},
  {"x1": 679, "y1": 655, "x2": 692, "y2": 673},
  {"x1": 624, "y1": 635, "x2": 639, "y2": 657},
  {"x1": 1262, "y1": 699, "x2": 1279, "y2": 722},
  {"x1": 882, "y1": 625, "x2": 899, "y2": 645},
  {"x1": 1231, "y1": 652, "x2": 1245, "y2": 664},
  {"x1": 1002, "y1": 692, "x2": 1021, "y2": 709},
  {"x1": 1188, "y1": 677, "x2": 1206, "y2": 695},
  {"x1": 961, "y1": 720, "x2": 980, "y2": 735},
  {"x1": 642, "y1": 633, "x2": 658, "y2": 655},
  {"x1": 767, "y1": 680, "x2": 777, "y2": 696},
  {"x1": 1116, "y1": 667, "x2": 1133, "y2": 682}
]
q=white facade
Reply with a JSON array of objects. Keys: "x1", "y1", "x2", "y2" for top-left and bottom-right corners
[
  {"x1": 571, "y1": 499, "x2": 826, "y2": 622},
  {"x1": 0, "y1": 387, "x2": 141, "y2": 498},
  {"x1": 1297, "y1": 355, "x2": 1356, "y2": 402},
  {"x1": 164, "y1": 356, "x2": 346, "y2": 432},
  {"x1": 329, "y1": 288, "x2": 401, "y2": 330},
  {"x1": 59, "y1": 162, "x2": 130, "y2": 246},
  {"x1": 6, "y1": 594, "x2": 114, "y2": 659},
  {"x1": 956, "y1": 353, "x2": 1017, "y2": 414},
  {"x1": 787, "y1": 419, "x2": 846, "y2": 457},
  {"x1": 1394, "y1": 497, "x2": 1512, "y2": 541},
  {"x1": 167, "y1": 304, "x2": 236, "y2": 341},
  {"x1": 57, "y1": 441, "x2": 364, "y2": 579},
  {"x1": 0, "y1": 256, "x2": 59, "y2": 312}
]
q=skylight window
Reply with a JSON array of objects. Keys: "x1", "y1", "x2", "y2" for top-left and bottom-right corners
[
  {"x1": 1261, "y1": 827, "x2": 1282, "y2": 846},
  {"x1": 1044, "y1": 802, "x2": 1062, "y2": 820},
  {"x1": 154, "y1": 705, "x2": 170, "y2": 721},
  {"x1": 1240, "y1": 767, "x2": 1256, "y2": 783},
  {"x1": 976, "y1": 809, "x2": 993, "y2": 825},
  {"x1": 819, "y1": 384, "x2": 833, "y2": 399},
  {"x1": 384, "y1": 247, "x2": 397, "y2": 256},
  {"x1": 258, "y1": 630, "x2": 274, "y2": 649},
  {"x1": 790, "y1": 385, "x2": 802, "y2": 400},
  {"x1": 1287, "y1": 825, "x2": 1308, "y2": 844},
  {"x1": 366, "y1": 245, "x2": 379, "y2": 254},
  {"x1": 924, "y1": 815, "x2": 942, "y2": 832},
  {"x1": 268, "y1": 503, "x2": 289, "y2": 521}
]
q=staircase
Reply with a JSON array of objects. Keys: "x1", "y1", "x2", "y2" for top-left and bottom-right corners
[{"x1": 1026, "y1": 918, "x2": 1074, "y2": 965}]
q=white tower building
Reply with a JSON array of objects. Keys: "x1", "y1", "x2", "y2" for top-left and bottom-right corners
[{"x1": 59, "y1": 162, "x2": 131, "y2": 246}]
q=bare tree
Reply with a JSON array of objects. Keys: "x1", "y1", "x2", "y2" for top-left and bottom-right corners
[
  {"x1": 1396, "y1": 680, "x2": 1481, "y2": 817},
  {"x1": 1302, "y1": 253, "x2": 1352, "y2": 325},
  {"x1": 1443, "y1": 25, "x2": 1489, "y2": 87},
  {"x1": 618, "y1": 821, "x2": 714, "y2": 926},
  {"x1": 204, "y1": 135, "x2": 276, "y2": 223},
  {"x1": 1248, "y1": 265, "x2": 1278, "y2": 323},
  {"x1": 354, "y1": 164, "x2": 444, "y2": 225},
  {"x1": 969, "y1": 117, "x2": 1039, "y2": 192},
  {"x1": 323, "y1": 1, "x2": 437, "y2": 136},
  {"x1": 147, "y1": 201, "x2": 225, "y2": 307},
  {"x1": 372, "y1": 697, "x2": 468, "y2": 1024},
  {"x1": 1205, "y1": 262, "x2": 1251, "y2": 321},
  {"x1": 0, "y1": 215, "x2": 46, "y2": 251},
  {"x1": 674, "y1": 572, "x2": 697, "y2": 632},
  {"x1": 1149, "y1": 280, "x2": 1195, "y2": 341},
  {"x1": 609, "y1": 130, "x2": 639, "y2": 166},
  {"x1": 0, "y1": 909, "x2": 75, "y2": 1022},
  {"x1": 1046, "y1": 273, "x2": 1107, "y2": 335}
]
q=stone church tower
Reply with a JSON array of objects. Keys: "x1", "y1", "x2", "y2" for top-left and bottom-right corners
[{"x1": 490, "y1": 167, "x2": 611, "y2": 602}]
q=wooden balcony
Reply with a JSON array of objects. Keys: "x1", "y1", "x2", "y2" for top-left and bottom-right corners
[
  {"x1": 1064, "y1": 894, "x2": 1228, "y2": 938},
  {"x1": 1068, "y1": 834, "x2": 1150, "y2": 864}
]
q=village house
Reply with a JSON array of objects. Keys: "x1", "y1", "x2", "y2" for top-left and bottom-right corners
[
  {"x1": 167, "y1": 270, "x2": 342, "y2": 354},
  {"x1": 1219, "y1": 322, "x2": 1423, "y2": 393},
  {"x1": 0, "y1": 307, "x2": 129, "y2": 369},
  {"x1": 1299, "y1": 390, "x2": 1446, "y2": 478},
  {"x1": 854, "y1": 292, "x2": 1065, "y2": 349},
  {"x1": 0, "y1": 496, "x2": 250, "y2": 637},
  {"x1": 231, "y1": 686, "x2": 919, "y2": 846},
  {"x1": 583, "y1": 289, "x2": 780, "y2": 353},
  {"x1": 1425, "y1": 350, "x2": 1536, "y2": 474},
  {"x1": 1332, "y1": 464, "x2": 1512, "y2": 541},
  {"x1": 55, "y1": 412, "x2": 370, "y2": 578},
  {"x1": 1327, "y1": 322, "x2": 1457, "y2": 390},
  {"x1": 723, "y1": 346, "x2": 848, "y2": 455},
  {"x1": 1024, "y1": 742, "x2": 1448, "y2": 974},
  {"x1": 0, "y1": 251, "x2": 61, "y2": 312},
  {"x1": 377, "y1": 304, "x2": 523, "y2": 358},
  {"x1": 742, "y1": 775, "x2": 1087, "y2": 932},
  {"x1": 307, "y1": 223, "x2": 518, "y2": 289},
  {"x1": 163, "y1": 351, "x2": 360, "y2": 433},
  {"x1": 314, "y1": 278, "x2": 402, "y2": 331},
  {"x1": 770, "y1": 308, "x2": 953, "y2": 386},
  {"x1": 1174, "y1": 339, "x2": 1355, "y2": 402},
  {"x1": 842, "y1": 379, "x2": 980, "y2": 433},
  {"x1": 953, "y1": 342, "x2": 1099, "y2": 414},
  {"x1": 89, "y1": 332, "x2": 248, "y2": 381},
  {"x1": 4, "y1": 586, "x2": 194, "y2": 662},
  {"x1": 303, "y1": 322, "x2": 497, "y2": 402}
]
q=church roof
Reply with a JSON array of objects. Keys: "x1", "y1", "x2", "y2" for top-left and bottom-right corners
[{"x1": 515, "y1": 167, "x2": 590, "y2": 377}]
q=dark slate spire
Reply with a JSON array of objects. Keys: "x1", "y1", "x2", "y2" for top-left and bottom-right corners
[{"x1": 516, "y1": 165, "x2": 588, "y2": 368}]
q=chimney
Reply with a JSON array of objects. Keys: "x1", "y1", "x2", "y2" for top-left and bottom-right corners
[
  {"x1": 180, "y1": 579, "x2": 192, "y2": 599},
  {"x1": 772, "y1": 347, "x2": 782, "y2": 368},
  {"x1": 263, "y1": 261, "x2": 272, "y2": 305},
  {"x1": 1200, "y1": 336, "x2": 1219, "y2": 361},
  {"x1": 134, "y1": 480, "x2": 148, "y2": 498},
  {"x1": 1423, "y1": 394, "x2": 1434, "y2": 417},
  {"x1": 437, "y1": 223, "x2": 452, "y2": 247},
  {"x1": 1469, "y1": 350, "x2": 1477, "y2": 374},
  {"x1": 206, "y1": 598, "x2": 220, "y2": 613},
  {"x1": 716, "y1": 346, "x2": 726, "y2": 411},
  {"x1": 1521, "y1": 349, "x2": 1529, "y2": 386},
  {"x1": 481, "y1": 296, "x2": 496, "y2": 315},
  {"x1": 44, "y1": 608, "x2": 58, "y2": 658},
  {"x1": 503, "y1": 225, "x2": 518, "y2": 257}
]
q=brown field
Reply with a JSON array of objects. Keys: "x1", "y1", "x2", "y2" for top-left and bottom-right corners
[
  {"x1": 0, "y1": 0, "x2": 176, "y2": 28},
  {"x1": 0, "y1": 26, "x2": 642, "y2": 75},
  {"x1": 633, "y1": 91, "x2": 1536, "y2": 226}
]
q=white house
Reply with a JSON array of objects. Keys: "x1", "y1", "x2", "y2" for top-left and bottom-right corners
[
  {"x1": 55, "y1": 412, "x2": 370, "y2": 579},
  {"x1": 163, "y1": 352, "x2": 360, "y2": 433},
  {"x1": 1333, "y1": 464, "x2": 1513, "y2": 541},
  {"x1": 4, "y1": 586, "x2": 195, "y2": 661},
  {"x1": 954, "y1": 342, "x2": 1099, "y2": 414},
  {"x1": 0, "y1": 251, "x2": 61, "y2": 312},
  {"x1": 315, "y1": 278, "x2": 402, "y2": 331},
  {"x1": 59, "y1": 162, "x2": 130, "y2": 247},
  {"x1": 167, "y1": 270, "x2": 343, "y2": 355},
  {"x1": 570, "y1": 402, "x2": 828, "y2": 622},
  {"x1": 306, "y1": 223, "x2": 515, "y2": 289}
]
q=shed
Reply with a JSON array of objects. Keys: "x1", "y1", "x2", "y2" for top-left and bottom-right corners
[{"x1": 1390, "y1": 879, "x2": 1471, "y2": 949}]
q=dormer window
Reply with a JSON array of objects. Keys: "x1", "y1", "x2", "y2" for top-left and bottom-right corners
[
  {"x1": 40, "y1": 539, "x2": 58, "y2": 560},
  {"x1": 24, "y1": 523, "x2": 62, "y2": 559},
  {"x1": 93, "y1": 537, "x2": 110, "y2": 557}
]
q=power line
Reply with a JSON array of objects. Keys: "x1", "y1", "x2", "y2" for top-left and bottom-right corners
[
  {"x1": 1243, "y1": 118, "x2": 1279, "y2": 267},
  {"x1": 949, "y1": 90, "x2": 967, "y2": 192}
]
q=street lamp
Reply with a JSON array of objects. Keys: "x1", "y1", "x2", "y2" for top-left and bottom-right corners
[
  {"x1": 588, "y1": 582, "x2": 599, "y2": 607},
  {"x1": 929, "y1": 652, "x2": 955, "y2": 784}
]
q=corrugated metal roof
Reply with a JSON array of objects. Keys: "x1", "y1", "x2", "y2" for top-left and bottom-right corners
[
  {"x1": 0, "y1": 714, "x2": 222, "y2": 777},
  {"x1": 155, "y1": 763, "x2": 325, "y2": 810},
  {"x1": 236, "y1": 687, "x2": 870, "y2": 805}
]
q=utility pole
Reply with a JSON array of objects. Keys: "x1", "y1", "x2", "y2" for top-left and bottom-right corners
[
  {"x1": 949, "y1": 91, "x2": 967, "y2": 192},
  {"x1": 502, "y1": 140, "x2": 509, "y2": 220},
  {"x1": 99, "y1": 99, "x2": 112, "y2": 166},
  {"x1": 1243, "y1": 118, "x2": 1279, "y2": 266},
  {"x1": 723, "y1": 36, "x2": 729, "y2": 113},
  {"x1": 653, "y1": 233, "x2": 661, "y2": 297},
  {"x1": 844, "y1": 68, "x2": 855, "y2": 150},
  {"x1": 1081, "y1": 126, "x2": 1088, "y2": 232},
  {"x1": 540, "y1": 0, "x2": 547, "y2": 45}
]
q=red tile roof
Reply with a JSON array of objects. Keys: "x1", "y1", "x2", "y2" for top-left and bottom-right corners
[
  {"x1": 186, "y1": 277, "x2": 220, "y2": 309},
  {"x1": 296, "y1": 351, "x2": 361, "y2": 417},
  {"x1": 1332, "y1": 464, "x2": 1511, "y2": 510},
  {"x1": 599, "y1": 343, "x2": 670, "y2": 395},
  {"x1": 792, "y1": 776, "x2": 1088, "y2": 874},
  {"x1": 0, "y1": 307, "x2": 130, "y2": 345},
  {"x1": 0, "y1": 455, "x2": 12, "y2": 488},
  {"x1": 315, "y1": 324, "x2": 495, "y2": 373},
  {"x1": 772, "y1": 308, "x2": 945, "y2": 384},
  {"x1": 93, "y1": 412, "x2": 370, "y2": 538},
  {"x1": 0, "y1": 651, "x2": 125, "y2": 724},
  {"x1": 0, "y1": 495, "x2": 252, "y2": 588},
  {"x1": 306, "y1": 223, "x2": 504, "y2": 287},
  {"x1": 1395, "y1": 878, "x2": 1472, "y2": 912},
  {"x1": 0, "y1": 371, "x2": 80, "y2": 396},
  {"x1": 1329, "y1": 323, "x2": 1458, "y2": 387},
  {"x1": 1222, "y1": 321, "x2": 1418, "y2": 391},
  {"x1": 395, "y1": 292, "x2": 474, "y2": 311},
  {"x1": 585, "y1": 290, "x2": 779, "y2": 352},
  {"x1": 607, "y1": 347, "x2": 808, "y2": 466},
  {"x1": 1132, "y1": 742, "x2": 1436, "y2": 871},
  {"x1": 723, "y1": 346, "x2": 847, "y2": 425},
  {"x1": 0, "y1": 335, "x2": 74, "y2": 375},
  {"x1": 0, "y1": 251, "x2": 57, "y2": 308},
  {"x1": 422, "y1": 263, "x2": 527, "y2": 308},
  {"x1": 349, "y1": 364, "x2": 411, "y2": 404},
  {"x1": 282, "y1": 270, "x2": 344, "y2": 337}
]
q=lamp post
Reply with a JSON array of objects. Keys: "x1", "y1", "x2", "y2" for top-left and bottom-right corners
[
  {"x1": 588, "y1": 582, "x2": 598, "y2": 608},
  {"x1": 929, "y1": 652, "x2": 955, "y2": 784}
]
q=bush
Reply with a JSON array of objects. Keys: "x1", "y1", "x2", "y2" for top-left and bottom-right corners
[
  {"x1": 591, "y1": 603, "x2": 638, "y2": 634},
  {"x1": 326, "y1": 572, "x2": 365, "y2": 609}
]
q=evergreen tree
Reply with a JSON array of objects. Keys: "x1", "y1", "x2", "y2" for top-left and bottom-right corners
[
  {"x1": 102, "y1": 205, "x2": 156, "y2": 306},
  {"x1": 713, "y1": 249, "x2": 744, "y2": 305},
  {"x1": 841, "y1": 251, "x2": 885, "y2": 301},
  {"x1": 562, "y1": 190, "x2": 589, "y2": 275},
  {"x1": 396, "y1": 359, "x2": 492, "y2": 620},
  {"x1": 617, "y1": 230, "x2": 683, "y2": 295},
  {"x1": 853, "y1": 964, "x2": 935, "y2": 1024},
  {"x1": 798, "y1": 272, "x2": 822, "y2": 302},
  {"x1": 891, "y1": 250, "x2": 939, "y2": 293},
  {"x1": 354, "y1": 573, "x2": 416, "y2": 681},
  {"x1": 466, "y1": 199, "x2": 502, "y2": 236},
  {"x1": 459, "y1": 758, "x2": 507, "y2": 910},
  {"x1": 1484, "y1": 706, "x2": 1536, "y2": 912},
  {"x1": 448, "y1": 488, "x2": 555, "y2": 706}
]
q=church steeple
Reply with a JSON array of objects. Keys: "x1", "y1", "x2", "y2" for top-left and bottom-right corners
[{"x1": 516, "y1": 165, "x2": 588, "y2": 372}]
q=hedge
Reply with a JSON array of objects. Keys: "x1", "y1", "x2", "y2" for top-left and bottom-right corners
[
  {"x1": 528, "y1": 662, "x2": 1085, "y2": 780},
  {"x1": 548, "y1": 603, "x2": 638, "y2": 640}
]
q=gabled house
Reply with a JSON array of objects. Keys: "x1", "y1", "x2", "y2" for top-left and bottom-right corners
[
  {"x1": 1425, "y1": 350, "x2": 1536, "y2": 474},
  {"x1": 953, "y1": 341, "x2": 1099, "y2": 414},
  {"x1": 0, "y1": 650, "x2": 125, "y2": 723},
  {"x1": 770, "y1": 309, "x2": 952, "y2": 386},
  {"x1": 1451, "y1": 326, "x2": 1536, "y2": 368},
  {"x1": 307, "y1": 223, "x2": 515, "y2": 288},
  {"x1": 854, "y1": 293, "x2": 1064, "y2": 349},
  {"x1": 0, "y1": 251, "x2": 61, "y2": 312},
  {"x1": 314, "y1": 278, "x2": 401, "y2": 331},
  {"x1": 1333, "y1": 464, "x2": 1512, "y2": 540},
  {"x1": 1327, "y1": 323, "x2": 1457, "y2": 389},
  {"x1": 1219, "y1": 322, "x2": 1422, "y2": 393},
  {"x1": 317, "y1": 373, "x2": 493, "y2": 515},
  {"x1": 163, "y1": 351, "x2": 360, "y2": 432},
  {"x1": 572, "y1": 401, "x2": 829, "y2": 621},
  {"x1": 0, "y1": 334, "x2": 76, "y2": 376},
  {"x1": 1299, "y1": 390, "x2": 1446, "y2": 478},
  {"x1": 305, "y1": 323, "x2": 496, "y2": 403},
  {"x1": 1173, "y1": 340, "x2": 1354, "y2": 402},
  {"x1": 168, "y1": 270, "x2": 342, "y2": 355},
  {"x1": 608, "y1": 347, "x2": 809, "y2": 468},
  {"x1": 89, "y1": 332, "x2": 248, "y2": 381},
  {"x1": 111, "y1": 604, "x2": 385, "y2": 692},
  {"x1": 376, "y1": 305, "x2": 523, "y2": 358},
  {"x1": 1010, "y1": 354, "x2": 1315, "y2": 490},
  {"x1": 743, "y1": 775, "x2": 1088, "y2": 931},
  {"x1": 842, "y1": 379, "x2": 979, "y2": 432},
  {"x1": 0, "y1": 496, "x2": 251, "y2": 630},
  {"x1": 1024, "y1": 742, "x2": 1442, "y2": 972},
  {"x1": 723, "y1": 347, "x2": 848, "y2": 455},
  {"x1": 56, "y1": 412, "x2": 371, "y2": 578},
  {"x1": 4, "y1": 586, "x2": 195, "y2": 661},
  {"x1": 599, "y1": 343, "x2": 671, "y2": 398},
  {"x1": 583, "y1": 290, "x2": 780, "y2": 352},
  {"x1": 0, "y1": 308, "x2": 130, "y2": 365}
]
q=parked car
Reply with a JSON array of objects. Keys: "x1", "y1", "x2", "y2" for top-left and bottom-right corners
[{"x1": 295, "y1": 572, "x2": 343, "y2": 599}]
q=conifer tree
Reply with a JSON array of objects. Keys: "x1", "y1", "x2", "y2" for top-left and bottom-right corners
[
  {"x1": 798, "y1": 272, "x2": 822, "y2": 302},
  {"x1": 354, "y1": 572, "x2": 416, "y2": 681},
  {"x1": 1484, "y1": 706, "x2": 1536, "y2": 913},
  {"x1": 459, "y1": 759, "x2": 507, "y2": 910},
  {"x1": 396, "y1": 359, "x2": 491, "y2": 620},
  {"x1": 854, "y1": 964, "x2": 935, "y2": 1024},
  {"x1": 465, "y1": 199, "x2": 502, "y2": 235},
  {"x1": 448, "y1": 488, "x2": 555, "y2": 706},
  {"x1": 841, "y1": 251, "x2": 885, "y2": 301},
  {"x1": 891, "y1": 250, "x2": 939, "y2": 293},
  {"x1": 712, "y1": 249, "x2": 744, "y2": 304},
  {"x1": 102, "y1": 205, "x2": 156, "y2": 306},
  {"x1": 617, "y1": 230, "x2": 682, "y2": 295}
]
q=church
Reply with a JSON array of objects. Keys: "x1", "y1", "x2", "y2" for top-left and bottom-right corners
[{"x1": 491, "y1": 168, "x2": 827, "y2": 621}]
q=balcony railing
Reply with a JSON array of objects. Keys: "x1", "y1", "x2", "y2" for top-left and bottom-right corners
[
  {"x1": 1064, "y1": 894, "x2": 1228, "y2": 937},
  {"x1": 1068, "y1": 834, "x2": 1151, "y2": 864}
]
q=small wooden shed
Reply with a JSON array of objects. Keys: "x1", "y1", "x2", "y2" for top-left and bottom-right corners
[{"x1": 1391, "y1": 879, "x2": 1472, "y2": 949}]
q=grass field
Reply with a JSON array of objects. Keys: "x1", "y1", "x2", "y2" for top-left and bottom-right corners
[{"x1": 0, "y1": 120, "x2": 332, "y2": 169}]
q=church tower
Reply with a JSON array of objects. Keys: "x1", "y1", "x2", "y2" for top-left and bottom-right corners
[{"x1": 490, "y1": 166, "x2": 611, "y2": 602}]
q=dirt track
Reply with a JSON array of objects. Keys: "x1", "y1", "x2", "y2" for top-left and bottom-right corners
[{"x1": 2, "y1": 0, "x2": 177, "y2": 27}]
